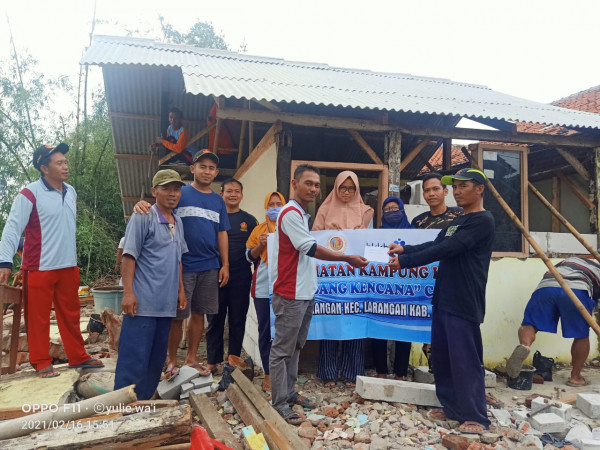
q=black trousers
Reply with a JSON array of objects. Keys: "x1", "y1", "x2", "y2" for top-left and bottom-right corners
[
  {"x1": 372, "y1": 339, "x2": 412, "y2": 377},
  {"x1": 206, "y1": 278, "x2": 251, "y2": 365}
]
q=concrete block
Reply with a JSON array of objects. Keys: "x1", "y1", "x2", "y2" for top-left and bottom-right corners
[
  {"x1": 484, "y1": 370, "x2": 496, "y2": 388},
  {"x1": 192, "y1": 374, "x2": 213, "y2": 389},
  {"x1": 528, "y1": 413, "x2": 566, "y2": 433},
  {"x1": 578, "y1": 393, "x2": 600, "y2": 419},
  {"x1": 355, "y1": 376, "x2": 441, "y2": 407},
  {"x1": 491, "y1": 408, "x2": 512, "y2": 425},
  {"x1": 529, "y1": 232, "x2": 548, "y2": 254},
  {"x1": 181, "y1": 382, "x2": 195, "y2": 394},
  {"x1": 511, "y1": 409, "x2": 529, "y2": 421},
  {"x1": 157, "y1": 365, "x2": 200, "y2": 399},
  {"x1": 565, "y1": 424, "x2": 592, "y2": 448},
  {"x1": 413, "y1": 366, "x2": 435, "y2": 384},
  {"x1": 531, "y1": 397, "x2": 572, "y2": 421},
  {"x1": 547, "y1": 232, "x2": 597, "y2": 254},
  {"x1": 581, "y1": 439, "x2": 600, "y2": 450},
  {"x1": 180, "y1": 385, "x2": 212, "y2": 399}
]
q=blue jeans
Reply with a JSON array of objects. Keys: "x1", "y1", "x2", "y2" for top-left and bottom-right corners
[{"x1": 114, "y1": 315, "x2": 172, "y2": 400}]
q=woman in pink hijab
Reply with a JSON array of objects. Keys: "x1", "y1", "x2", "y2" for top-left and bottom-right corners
[{"x1": 313, "y1": 171, "x2": 374, "y2": 387}]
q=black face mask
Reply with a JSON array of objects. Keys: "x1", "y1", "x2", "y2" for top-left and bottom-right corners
[{"x1": 383, "y1": 210, "x2": 405, "y2": 225}]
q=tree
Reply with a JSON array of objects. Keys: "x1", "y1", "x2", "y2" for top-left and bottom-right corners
[{"x1": 159, "y1": 16, "x2": 229, "y2": 50}]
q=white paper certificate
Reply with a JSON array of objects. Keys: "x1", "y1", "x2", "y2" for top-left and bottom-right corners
[{"x1": 363, "y1": 245, "x2": 390, "y2": 262}]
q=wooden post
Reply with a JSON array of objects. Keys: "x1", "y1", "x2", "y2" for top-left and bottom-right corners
[
  {"x1": 212, "y1": 97, "x2": 224, "y2": 155},
  {"x1": 551, "y1": 176, "x2": 561, "y2": 232},
  {"x1": 189, "y1": 393, "x2": 242, "y2": 450},
  {"x1": 385, "y1": 131, "x2": 401, "y2": 197},
  {"x1": 442, "y1": 138, "x2": 452, "y2": 170},
  {"x1": 528, "y1": 182, "x2": 600, "y2": 264},
  {"x1": 594, "y1": 148, "x2": 600, "y2": 236},
  {"x1": 236, "y1": 120, "x2": 247, "y2": 168},
  {"x1": 276, "y1": 130, "x2": 292, "y2": 200},
  {"x1": 248, "y1": 102, "x2": 254, "y2": 153}
]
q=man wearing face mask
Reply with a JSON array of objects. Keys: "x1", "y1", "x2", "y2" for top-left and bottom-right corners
[{"x1": 206, "y1": 178, "x2": 258, "y2": 373}]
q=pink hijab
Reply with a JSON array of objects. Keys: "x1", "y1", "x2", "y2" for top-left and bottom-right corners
[{"x1": 312, "y1": 171, "x2": 374, "y2": 231}]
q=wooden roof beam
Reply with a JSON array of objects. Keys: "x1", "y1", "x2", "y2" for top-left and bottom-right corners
[
  {"x1": 347, "y1": 129, "x2": 383, "y2": 164},
  {"x1": 216, "y1": 107, "x2": 600, "y2": 148},
  {"x1": 555, "y1": 171, "x2": 595, "y2": 210},
  {"x1": 234, "y1": 121, "x2": 283, "y2": 179},
  {"x1": 555, "y1": 146, "x2": 590, "y2": 181},
  {"x1": 399, "y1": 140, "x2": 434, "y2": 171}
]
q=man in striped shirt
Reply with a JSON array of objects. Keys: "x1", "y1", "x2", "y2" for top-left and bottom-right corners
[
  {"x1": 269, "y1": 164, "x2": 368, "y2": 424},
  {"x1": 506, "y1": 257, "x2": 600, "y2": 386},
  {"x1": 0, "y1": 144, "x2": 103, "y2": 377}
]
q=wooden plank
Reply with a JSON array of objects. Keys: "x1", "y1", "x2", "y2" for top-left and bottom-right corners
[
  {"x1": 252, "y1": 99, "x2": 280, "y2": 111},
  {"x1": 556, "y1": 147, "x2": 591, "y2": 181},
  {"x1": 264, "y1": 420, "x2": 294, "y2": 450},
  {"x1": 1, "y1": 405, "x2": 191, "y2": 449},
  {"x1": 399, "y1": 140, "x2": 431, "y2": 172},
  {"x1": 291, "y1": 160, "x2": 387, "y2": 172},
  {"x1": 227, "y1": 383, "x2": 285, "y2": 450},
  {"x1": 347, "y1": 129, "x2": 383, "y2": 164},
  {"x1": 385, "y1": 131, "x2": 402, "y2": 195},
  {"x1": 189, "y1": 392, "x2": 242, "y2": 450},
  {"x1": 234, "y1": 122, "x2": 283, "y2": 179},
  {"x1": 552, "y1": 176, "x2": 561, "y2": 232},
  {"x1": 216, "y1": 107, "x2": 600, "y2": 147},
  {"x1": 556, "y1": 171, "x2": 595, "y2": 210},
  {"x1": 230, "y1": 369, "x2": 309, "y2": 450}
]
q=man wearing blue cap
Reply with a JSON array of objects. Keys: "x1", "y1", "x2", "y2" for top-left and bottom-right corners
[
  {"x1": 388, "y1": 168, "x2": 495, "y2": 434},
  {"x1": 0, "y1": 144, "x2": 104, "y2": 377}
]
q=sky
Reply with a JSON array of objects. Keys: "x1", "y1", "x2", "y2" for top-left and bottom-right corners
[{"x1": 1, "y1": 0, "x2": 599, "y2": 116}]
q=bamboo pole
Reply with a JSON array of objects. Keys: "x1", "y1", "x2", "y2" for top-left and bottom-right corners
[
  {"x1": 465, "y1": 157, "x2": 600, "y2": 337},
  {"x1": 528, "y1": 182, "x2": 600, "y2": 263}
]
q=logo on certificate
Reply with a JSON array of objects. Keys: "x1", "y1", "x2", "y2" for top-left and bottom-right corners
[{"x1": 327, "y1": 235, "x2": 347, "y2": 254}]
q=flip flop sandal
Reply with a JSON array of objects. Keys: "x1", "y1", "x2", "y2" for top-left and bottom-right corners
[
  {"x1": 288, "y1": 392, "x2": 317, "y2": 409},
  {"x1": 164, "y1": 365, "x2": 180, "y2": 382},
  {"x1": 188, "y1": 363, "x2": 212, "y2": 376},
  {"x1": 459, "y1": 421, "x2": 487, "y2": 435},
  {"x1": 344, "y1": 381, "x2": 356, "y2": 388},
  {"x1": 280, "y1": 408, "x2": 306, "y2": 425},
  {"x1": 486, "y1": 392, "x2": 504, "y2": 408},
  {"x1": 323, "y1": 380, "x2": 336, "y2": 387},
  {"x1": 567, "y1": 377, "x2": 590, "y2": 387},
  {"x1": 68, "y1": 358, "x2": 105, "y2": 369},
  {"x1": 37, "y1": 365, "x2": 60, "y2": 378},
  {"x1": 506, "y1": 344, "x2": 530, "y2": 378}
]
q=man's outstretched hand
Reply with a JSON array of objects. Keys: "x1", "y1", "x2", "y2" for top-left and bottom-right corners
[{"x1": 345, "y1": 255, "x2": 369, "y2": 268}]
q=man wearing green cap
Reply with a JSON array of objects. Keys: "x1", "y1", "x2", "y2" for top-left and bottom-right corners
[
  {"x1": 388, "y1": 168, "x2": 495, "y2": 434},
  {"x1": 114, "y1": 169, "x2": 188, "y2": 400}
]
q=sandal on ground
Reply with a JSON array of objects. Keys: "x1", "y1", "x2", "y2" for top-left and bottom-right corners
[
  {"x1": 323, "y1": 380, "x2": 336, "y2": 388},
  {"x1": 427, "y1": 408, "x2": 447, "y2": 420},
  {"x1": 37, "y1": 365, "x2": 60, "y2": 378},
  {"x1": 288, "y1": 392, "x2": 317, "y2": 409},
  {"x1": 187, "y1": 363, "x2": 212, "y2": 376},
  {"x1": 459, "y1": 421, "x2": 487, "y2": 435},
  {"x1": 206, "y1": 364, "x2": 218, "y2": 375},
  {"x1": 279, "y1": 407, "x2": 306, "y2": 425},
  {"x1": 506, "y1": 344, "x2": 530, "y2": 378},
  {"x1": 68, "y1": 358, "x2": 104, "y2": 369},
  {"x1": 164, "y1": 364, "x2": 179, "y2": 381},
  {"x1": 262, "y1": 377, "x2": 271, "y2": 392},
  {"x1": 486, "y1": 392, "x2": 504, "y2": 408},
  {"x1": 376, "y1": 373, "x2": 388, "y2": 379},
  {"x1": 567, "y1": 377, "x2": 590, "y2": 387},
  {"x1": 344, "y1": 380, "x2": 356, "y2": 388}
]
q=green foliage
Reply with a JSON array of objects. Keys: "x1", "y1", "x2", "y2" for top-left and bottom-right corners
[{"x1": 159, "y1": 16, "x2": 229, "y2": 50}]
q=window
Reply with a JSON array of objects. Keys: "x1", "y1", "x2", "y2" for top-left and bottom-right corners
[{"x1": 470, "y1": 144, "x2": 529, "y2": 256}]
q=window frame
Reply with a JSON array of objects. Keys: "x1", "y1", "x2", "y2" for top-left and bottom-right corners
[{"x1": 469, "y1": 143, "x2": 530, "y2": 257}]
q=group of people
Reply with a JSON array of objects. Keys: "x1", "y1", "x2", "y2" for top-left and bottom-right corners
[{"x1": 2, "y1": 139, "x2": 598, "y2": 436}]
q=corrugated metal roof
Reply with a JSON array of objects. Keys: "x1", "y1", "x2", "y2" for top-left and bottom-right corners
[{"x1": 82, "y1": 35, "x2": 600, "y2": 130}]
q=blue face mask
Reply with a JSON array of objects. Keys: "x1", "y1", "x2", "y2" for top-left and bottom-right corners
[
  {"x1": 266, "y1": 207, "x2": 282, "y2": 221},
  {"x1": 383, "y1": 210, "x2": 405, "y2": 226}
]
